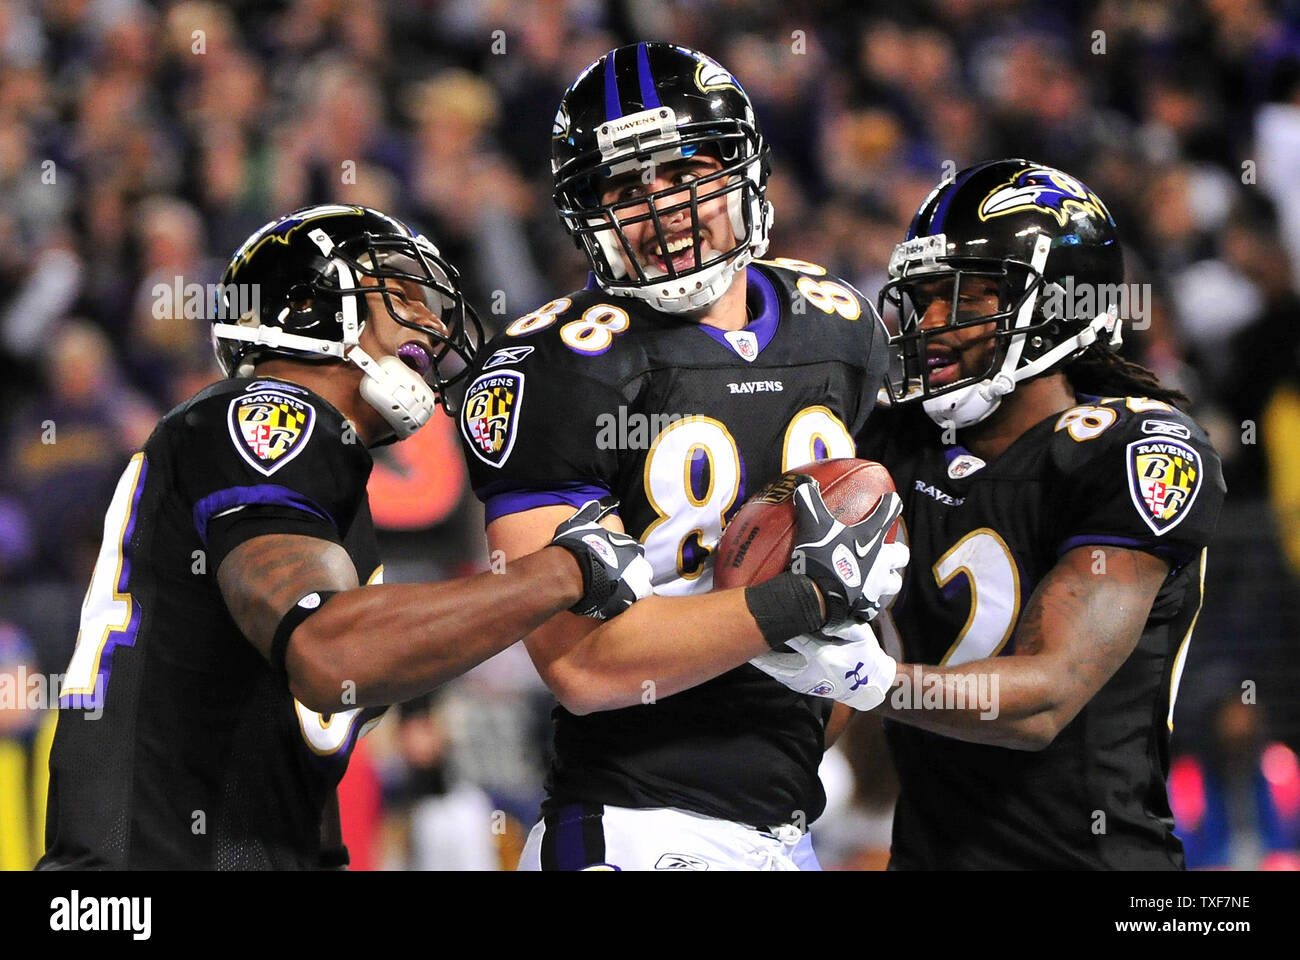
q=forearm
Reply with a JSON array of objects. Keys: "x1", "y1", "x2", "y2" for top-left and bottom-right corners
[
  {"x1": 290, "y1": 546, "x2": 582, "y2": 711},
  {"x1": 880, "y1": 657, "x2": 1061, "y2": 750},
  {"x1": 555, "y1": 588, "x2": 772, "y2": 714},
  {"x1": 824, "y1": 703, "x2": 855, "y2": 748},
  {"x1": 880, "y1": 547, "x2": 1165, "y2": 751}
]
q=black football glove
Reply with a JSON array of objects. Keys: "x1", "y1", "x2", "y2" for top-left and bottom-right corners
[
  {"x1": 550, "y1": 500, "x2": 655, "y2": 619},
  {"x1": 788, "y1": 477, "x2": 908, "y2": 627}
]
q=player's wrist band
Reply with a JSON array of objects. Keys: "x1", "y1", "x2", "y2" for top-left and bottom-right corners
[
  {"x1": 270, "y1": 591, "x2": 338, "y2": 687},
  {"x1": 551, "y1": 540, "x2": 609, "y2": 615},
  {"x1": 745, "y1": 574, "x2": 826, "y2": 650}
]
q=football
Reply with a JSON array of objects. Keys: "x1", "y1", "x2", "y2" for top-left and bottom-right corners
[{"x1": 713, "y1": 458, "x2": 899, "y2": 590}]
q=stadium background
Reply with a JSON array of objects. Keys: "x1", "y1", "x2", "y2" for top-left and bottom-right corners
[{"x1": 1, "y1": 0, "x2": 1297, "y2": 870}]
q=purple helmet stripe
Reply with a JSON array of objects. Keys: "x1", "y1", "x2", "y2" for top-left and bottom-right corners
[
  {"x1": 604, "y1": 47, "x2": 622, "y2": 120},
  {"x1": 929, "y1": 162, "x2": 991, "y2": 236},
  {"x1": 636, "y1": 42, "x2": 662, "y2": 109}
]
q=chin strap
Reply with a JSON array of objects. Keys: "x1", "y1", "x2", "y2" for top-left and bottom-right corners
[{"x1": 350, "y1": 345, "x2": 438, "y2": 440}]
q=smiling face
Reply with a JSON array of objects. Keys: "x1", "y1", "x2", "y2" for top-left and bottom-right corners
[{"x1": 596, "y1": 154, "x2": 738, "y2": 280}]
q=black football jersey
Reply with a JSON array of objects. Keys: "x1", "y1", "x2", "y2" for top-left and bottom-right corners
[
  {"x1": 459, "y1": 261, "x2": 888, "y2": 827},
  {"x1": 856, "y1": 396, "x2": 1226, "y2": 869},
  {"x1": 39, "y1": 376, "x2": 384, "y2": 870}
]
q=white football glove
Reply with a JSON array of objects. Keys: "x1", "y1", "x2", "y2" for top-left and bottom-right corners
[{"x1": 749, "y1": 619, "x2": 897, "y2": 712}]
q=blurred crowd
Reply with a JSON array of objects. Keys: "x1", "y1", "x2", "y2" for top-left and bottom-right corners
[{"x1": 1, "y1": 0, "x2": 1298, "y2": 869}]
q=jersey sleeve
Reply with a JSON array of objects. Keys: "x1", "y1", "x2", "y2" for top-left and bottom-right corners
[
  {"x1": 1051, "y1": 402, "x2": 1225, "y2": 571},
  {"x1": 173, "y1": 383, "x2": 373, "y2": 571},
  {"x1": 458, "y1": 327, "x2": 628, "y2": 523}
]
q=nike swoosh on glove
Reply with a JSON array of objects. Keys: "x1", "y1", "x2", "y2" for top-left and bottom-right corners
[
  {"x1": 788, "y1": 477, "x2": 909, "y2": 626},
  {"x1": 749, "y1": 620, "x2": 897, "y2": 712},
  {"x1": 550, "y1": 500, "x2": 655, "y2": 619}
]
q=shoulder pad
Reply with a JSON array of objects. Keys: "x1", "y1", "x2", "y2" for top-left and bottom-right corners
[
  {"x1": 178, "y1": 377, "x2": 352, "y2": 476},
  {"x1": 1050, "y1": 397, "x2": 1220, "y2": 538},
  {"x1": 476, "y1": 290, "x2": 663, "y2": 377},
  {"x1": 754, "y1": 258, "x2": 873, "y2": 324},
  {"x1": 1049, "y1": 397, "x2": 1205, "y2": 454}
]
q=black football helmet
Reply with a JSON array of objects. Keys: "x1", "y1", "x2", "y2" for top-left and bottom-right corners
[
  {"x1": 552, "y1": 42, "x2": 773, "y2": 313},
  {"x1": 878, "y1": 159, "x2": 1124, "y2": 427},
  {"x1": 211, "y1": 204, "x2": 481, "y2": 432}
]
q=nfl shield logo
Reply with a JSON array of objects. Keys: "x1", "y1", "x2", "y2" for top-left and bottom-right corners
[
  {"x1": 227, "y1": 390, "x2": 316, "y2": 476},
  {"x1": 1126, "y1": 437, "x2": 1203, "y2": 535},
  {"x1": 460, "y1": 369, "x2": 525, "y2": 468},
  {"x1": 724, "y1": 330, "x2": 759, "y2": 362}
]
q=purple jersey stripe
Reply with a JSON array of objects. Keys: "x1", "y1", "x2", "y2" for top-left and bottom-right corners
[
  {"x1": 556, "y1": 803, "x2": 586, "y2": 871},
  {"x1": 636, "y1": 42, "x2": 661, "y2": 109},
  {"x1": 482, "y1": 484, "x2": 613, "y2": 525},
  {"x1": 1057, "y1": 533, "x2": 1186, "y2": 562},
  {"x1": 928, "y1": 162, "x2": 986, "y2": 236},
  {"x1": 192, "y1": 484, "x2": 335, "y2": 546}
]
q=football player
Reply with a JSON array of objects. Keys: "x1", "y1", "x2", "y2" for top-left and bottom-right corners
[
  {"x1": 459, "y1": 43, "x2": 905, "y2": 870},
  {"x1": 835, "y1": 159, "x2": 1224, "y2": 867},
  {"x1": 38, "y1": 204, "x2": 655, "y2": 870}
]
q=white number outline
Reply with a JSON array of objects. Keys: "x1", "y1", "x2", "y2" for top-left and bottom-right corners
[
  {"x1": 642, "y1": 406, "x2": 855, "y2": 587},
  {"x1": 642, "y1": 416, "x2": 741, "y2": 584},
  {"x1": 505, "y1": 297, "x2": 572, "y2": 337},
  {"x1": 932, "y1": 528, "x2": 1022, "y2": 666},
  {"x1": 796, "y1": 277, "x2": 862, "y2": 320},
  {"x1": 1055, "y1": 405, "x2": 1118, "y2": 442},
  {"x1": 781, "y1": 405, "x2": 855, "y2": 470},
  {"x1": 560, "y1": 304, "x2": 630, "y2": 355},
  {"x1": 60, "y1": 453, "x2": 147, "y2": 706}
]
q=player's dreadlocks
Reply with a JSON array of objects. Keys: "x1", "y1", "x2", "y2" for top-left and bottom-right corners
[{"x1": 1064, "y1": 341, "x2": 1190, "y2": 409}]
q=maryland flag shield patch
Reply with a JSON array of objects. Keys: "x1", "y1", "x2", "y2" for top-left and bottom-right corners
[
  {"x1": 227, "y1": 389, "x2": 316, "y2": 476},
  {"x1": 460, "y1": 370, "x2": 524, "y2": 468},
  {"x1": 1126, "y1": 437, "x2": 1202, "y2": 535}
]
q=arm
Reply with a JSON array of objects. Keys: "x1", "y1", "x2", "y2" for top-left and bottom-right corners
[
  {"x1": 881, "y1": 545, "x2": 1169, "y2": 750},
  {"x1": 825, "y1": 703, "x2": 855, "y2": 749},
  {"x1": 489, "y1": 506, "x2": 773, "y2": 715},
  {"x1": 217, "y1": 533, "x2": 584, "y2": 713}
]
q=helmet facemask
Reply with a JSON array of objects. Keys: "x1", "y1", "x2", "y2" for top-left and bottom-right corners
[
  {"x1": 879, "y1": 231, "x2": 1124, "y2": 428},
  {"x1": 554, "y1": 109, "x2": 772, "y2": 314},
  {"x1": 346, "y1": 236, "x2": 483, "y2": 408},
  {"x1": 879, "y1": 254, "x2": 1046, "y2": 408}
]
